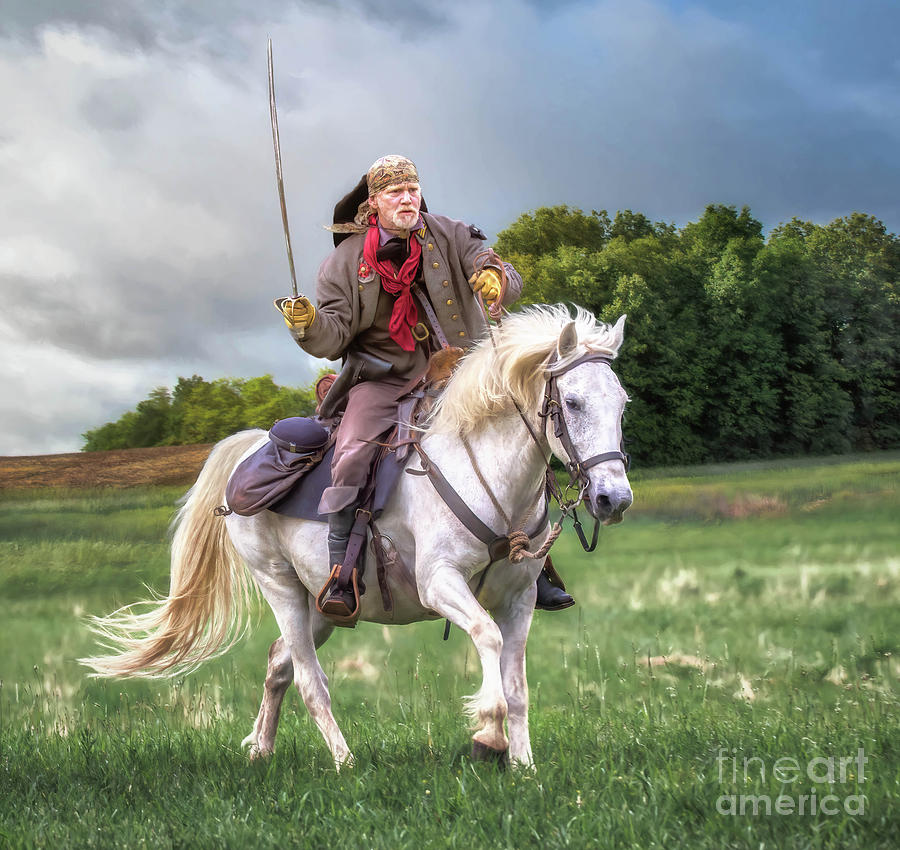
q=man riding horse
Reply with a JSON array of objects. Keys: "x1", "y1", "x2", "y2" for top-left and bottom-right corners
[{"x1": 277, "y1": 155, "x2": 573, "y2": 623}]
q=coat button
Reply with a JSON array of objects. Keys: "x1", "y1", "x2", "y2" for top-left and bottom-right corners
[
  {"x1": 458, "y1": 331, "x2": 466, "y2": 338},
  {"x1": 427, "y1": 242, "x2": 434, "y2": 250},
  {"x1": 358, "y1": 284, "x2": 364, "y2": 291},
  {"x1": 451, "y1": 314, "x2": 458, "y2": 321},
  {"x1": 442, "y1": 280, "x2": 449, "y2": 287},
  {"x1": 432, "y1": 262, "x2": 439, "y2": 269},
  {"x1": 446, "y1": 299, "x2": 453, "y2": 306}
]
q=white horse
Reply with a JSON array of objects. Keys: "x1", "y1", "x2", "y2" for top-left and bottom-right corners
[{"x1": 82, "y1": 305, "x2": 633, "y2": 768}]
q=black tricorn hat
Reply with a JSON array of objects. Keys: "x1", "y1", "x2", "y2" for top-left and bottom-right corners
[{"x1": 331, "y1": 174, "x2": 428, "y2": 247}]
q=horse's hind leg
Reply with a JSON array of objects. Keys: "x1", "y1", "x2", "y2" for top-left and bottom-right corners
[
  {"x1": 286, "y1": 594, "x2": 349, "y2": 767},
  {"x1": 243, "y1": 602, "x2": 338, "y2": 758},
  {"x1": 242, "y1": 637, "x2": 292, "y2": 759},
  {"x1": 246, "y1": 565, "x2": 353, "y2": 767},
  {"x1": 242, "y1": 590, "x2": 342, "y2": 764}
]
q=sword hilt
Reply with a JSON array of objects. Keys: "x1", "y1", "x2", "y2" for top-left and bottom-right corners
[{"x1": 275, "y1": 296, "x2": 313, "y2": 340}]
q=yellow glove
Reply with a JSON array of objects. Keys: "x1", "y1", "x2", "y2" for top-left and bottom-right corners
[
  {"x1": 275, "y1": 296, "x2": 316, "y2": 330},
  {"x1": 470, "y1": 267, "x2": 503, "y2": 304}
]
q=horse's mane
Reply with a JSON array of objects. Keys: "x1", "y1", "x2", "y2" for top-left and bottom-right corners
[{"x1": 428, "y1": 304, "x2": 621, "y2": 436}]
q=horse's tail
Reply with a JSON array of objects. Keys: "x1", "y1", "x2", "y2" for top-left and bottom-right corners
[{"x1": 80, "y1": 429, "x2": 267, "y2": 679}]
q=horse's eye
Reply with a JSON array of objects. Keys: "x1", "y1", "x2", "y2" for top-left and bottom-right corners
[{"x1": 564, "y1": 395, "x2": 583, "y2": 412}]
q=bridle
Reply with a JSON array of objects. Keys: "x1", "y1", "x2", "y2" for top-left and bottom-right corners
[
  {"x1": 542, "y1": 352, "x2": 630, "y2": 481},
  {"x1": 511, "y1": 351, "x2": 630, "y2": 552}
]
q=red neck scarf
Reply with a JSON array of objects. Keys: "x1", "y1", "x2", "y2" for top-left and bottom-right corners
[{"x1": 363, "y1": 215, "x2": 422, "y2": 351}]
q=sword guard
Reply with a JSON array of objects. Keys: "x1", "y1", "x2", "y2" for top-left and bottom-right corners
[{"x1": 274, "y1": 295, "x2": 314, "y2": 340}]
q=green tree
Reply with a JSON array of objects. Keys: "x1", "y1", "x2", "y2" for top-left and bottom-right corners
[
  {"x1": 494, "y1": 206, "x2": 612, "y2": 292},
  {"x1": 805, "y1": 214, "x2": 900, "y2": 448},
  {"x1": 82, "y1": 413, "x2": 139, "y2": 451},
  {"x1": 494, "y1": 205, "x2": 611, "y2": 258},
  {"x1": 681, "y1": 204, "x2": 763, "y2": 267},
  {"x1": 130, "y1": 387, "x2": 172, "y2": 448},
  {"x1": 83, "y1": 374, "x2": 318, "y2": 451},
  {"x1": 167, "y1": 375, "x2": 207, "y2": 445},
  {"x1": 758, "y1": 232, "x2": 854, "y2": 454},
  {"x1": 494, "y1": 201, "x2": 900, "y2": 465}
]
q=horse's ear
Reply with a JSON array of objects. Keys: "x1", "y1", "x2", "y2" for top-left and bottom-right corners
[
  {"x1": 557, "y1": 321, "x2": 578, "y2": 359},
  {"x1": 610, "y1": 314, "x2": 626, "y2": 353}
]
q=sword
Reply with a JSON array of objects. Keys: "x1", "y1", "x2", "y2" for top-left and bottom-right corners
[{"x1": 268, "y1": 39, "x2": 311, "y2": 338}]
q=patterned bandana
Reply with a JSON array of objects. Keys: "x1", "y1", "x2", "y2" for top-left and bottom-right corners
[
  {"x1": 366, "y1": 155, "x2": 419, "y2": 195},
  {"x1": 362, "y1": 214, "x2": 423, "y2": 352}
]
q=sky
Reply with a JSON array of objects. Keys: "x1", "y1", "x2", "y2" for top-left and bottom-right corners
[{"x1": 1, "y1": 0, "x2": 898, "y2": 455}]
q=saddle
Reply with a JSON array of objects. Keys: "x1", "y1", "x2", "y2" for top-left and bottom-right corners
[{"x1": 225, "y1": 348, "x2": 462, "y2": 519}]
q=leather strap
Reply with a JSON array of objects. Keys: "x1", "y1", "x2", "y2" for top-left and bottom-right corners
[
  {"x1": 336, "y1": 509, "x2": 370, "y2": 593},
  {"x1": 412, "y1": 286, "x2": 450, "y2": 350},
  {"x1": 407, "y1": 442, "x2": 510, "y2": 560},
  {"x1": 407, "y1": 441, "x2": 549, "y2": 566},
  {"x1": 369, "y1": 519, "x2": 395, "y2": 613},
  {"x1": 546, "y1": 351, "x2": 613, "y2": 377},
  {"x1": 537, "y1": 353, "x2": 629, "y2": 553},
  {"x1": 580, "y1": 450, "x2": 631, "y2": 471}
]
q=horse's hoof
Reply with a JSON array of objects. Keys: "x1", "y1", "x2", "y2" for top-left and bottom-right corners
[
  {"x1": 471, "y1": 740, "x2": 509, "y2": 769},
  {"x1": 248, "y1": 745, "x2": 273, "y2": 761},
  {"x1": 334, "y1": 752, "x2": 356, "y2": 771}
]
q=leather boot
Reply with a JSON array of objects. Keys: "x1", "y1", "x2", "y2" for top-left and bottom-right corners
[
  {"x1": 316, "y1": 504, "x2": 365, "y2": 626},
  {"x1": 327, "y1": 504, "x2": 357, "y2": 569},
  {"x1": 535, "y1": 556, "x2": 574, "y2": 611}
]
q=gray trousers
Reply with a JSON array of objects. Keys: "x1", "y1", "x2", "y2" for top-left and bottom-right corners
[{"x1": 317, "y1": 376, "x2": 411, "y2": 514}]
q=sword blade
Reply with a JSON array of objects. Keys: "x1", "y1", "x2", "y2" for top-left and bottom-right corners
[{"x1": 268, "y1": 38, "x2": 299, "y2": 299}]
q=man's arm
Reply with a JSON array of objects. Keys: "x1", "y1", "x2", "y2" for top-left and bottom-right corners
[
  {"x1": 286, "y1": 252, "x2": 357, "y2": 360},
  {"x1": 451, "y1": 219, "x2": 523, "y2": 307}
]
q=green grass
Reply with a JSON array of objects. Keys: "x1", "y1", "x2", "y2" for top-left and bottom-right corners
[{"x1": 1, "y1": 454, "x2": 899, "y2": 848}]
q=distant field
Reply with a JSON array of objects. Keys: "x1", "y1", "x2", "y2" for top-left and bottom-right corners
[
  {"x1": 1, "y1": 451, "x2": 898, "y2": 848},
  {"x1": 0, "y1": 443, "x2": 213, "y2": 490}
]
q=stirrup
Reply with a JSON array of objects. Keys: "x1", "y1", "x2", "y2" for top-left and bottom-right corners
[{"x1": 315, "y1": 564, "x2": 361, "y2": 627}]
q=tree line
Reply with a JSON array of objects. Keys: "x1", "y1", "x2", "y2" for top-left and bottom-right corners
[
  {"x1": 82, "y1": 375, "x2": 318, "y2": 451},
  {"x1": 495, "y1": 204, "x2": 899, "y2": 465},
  {"x1": 84, "y1": 203, "x2": 899, "y2": 467}
]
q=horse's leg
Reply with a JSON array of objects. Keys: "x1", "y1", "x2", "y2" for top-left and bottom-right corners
[
  {"x1": 243, "y1": 610, "x2": 336, "y2": 759},
  {"x1": 494, "y1": 585, "x2": 537, "y2": 768},
  {"x1": 289, "y1": 595, "x2": 348, "y2": 767},
  {"x1": 418, "y1": 562, "x2": 509, "y2": 759},
  {"x1": 243, "y1": 553, "x2": 350, "y2": 767},
  {"x1": 242, "y1": 636, "x2": 292, "y2": 758}
]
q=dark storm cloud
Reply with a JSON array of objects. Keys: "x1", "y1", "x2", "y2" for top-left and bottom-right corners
[
  {"x1": 473, "y1": 0, "x2": 900, "y2": 232},
  {"x1": 0, "y1": 0, "x2": 450, "y2": 55},
  {"x1": 0, "y1": 0, "x2": 159, "y2": 48}
]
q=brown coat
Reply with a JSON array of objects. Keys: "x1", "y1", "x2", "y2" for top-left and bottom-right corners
[{"x1": 297, "y1": 212, "x2": 523, "y2": 376}]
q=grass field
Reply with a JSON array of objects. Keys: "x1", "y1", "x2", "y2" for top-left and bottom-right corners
[{"x1": 1, "y1": 452, "x2": 899, "y2": 848}]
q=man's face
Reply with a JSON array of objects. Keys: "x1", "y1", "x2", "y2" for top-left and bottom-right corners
[{"x1": 370, "y1": 181, "x2": 422, "y2": 234}]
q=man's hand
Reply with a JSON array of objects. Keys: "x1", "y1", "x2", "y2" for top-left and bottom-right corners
[
  {"x1": 470, "y1": 267, "x2": 503, "y2": 304},
  {"x1": 275, "y1": 296, "x2": 316, "y2": 330}
]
